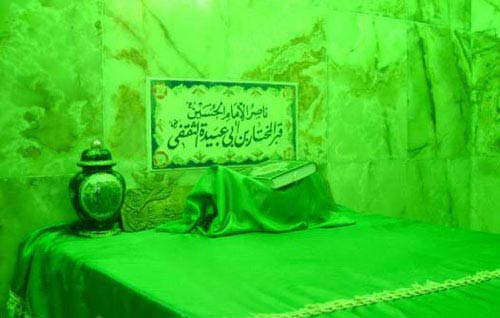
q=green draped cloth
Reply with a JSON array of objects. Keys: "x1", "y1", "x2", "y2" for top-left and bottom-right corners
[
  {"x1": 7, "y1": 210, "x2": 500, "y2": 318},
  {"x1": 156, "y1": 165, "x2": 354, "y2": 236}
]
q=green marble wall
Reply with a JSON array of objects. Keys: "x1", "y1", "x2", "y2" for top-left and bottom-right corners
[
  {"x1": 327, "y1": 5, "x2": 472, "y2": 228},
  {"x1": 1, "y1": 0, "x2": 499, "y2": 315},
  {"x1": 471, "y1": 0, "x2": 500, "y2": 233},
  {"x1": 0, "y1": 1, "x2": 103, "y2": 314}
]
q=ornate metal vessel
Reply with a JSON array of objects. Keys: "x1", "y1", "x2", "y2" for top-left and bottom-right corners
[{"x1": 69, "y1": 140, "x2": 126, "y2": 237}]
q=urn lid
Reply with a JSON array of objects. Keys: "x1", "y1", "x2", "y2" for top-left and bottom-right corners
[{"x1": 78, "y1": 140, "x2": 116, "y2": 167}]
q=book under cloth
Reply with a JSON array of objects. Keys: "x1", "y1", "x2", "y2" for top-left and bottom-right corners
[{"x1": 239, "y1": 160, "x2": 317, "y2": 189}]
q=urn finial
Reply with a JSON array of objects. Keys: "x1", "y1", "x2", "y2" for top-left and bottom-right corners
[
  {"x1": 78, "y1": 140, "x2": 115, "y2": 167},
  {"x1": 91, "y1": 139, "x2": 102, "y2": 148}
]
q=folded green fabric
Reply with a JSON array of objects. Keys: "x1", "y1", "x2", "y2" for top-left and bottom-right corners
[{"x1": 156, "y1": 165, "x2": 354, "y2": 237}]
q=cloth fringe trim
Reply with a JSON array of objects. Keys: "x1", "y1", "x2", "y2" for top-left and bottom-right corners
[
  {"x1": 252, "y1": 269, "x2": 500, "y2": 318},
  {"x1": 6, "y1": 290, "x2": 32, "y2": 318}
]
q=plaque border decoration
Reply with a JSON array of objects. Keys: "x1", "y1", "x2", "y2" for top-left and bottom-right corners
[{"x1": 146, "y1": 77, "x2": 298, "y2": 170}]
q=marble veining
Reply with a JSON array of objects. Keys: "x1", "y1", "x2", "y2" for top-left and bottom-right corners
[
  {"x1": 329, "y1": 0, "x2": 406, "y2": 19},
  {"x1": 407, "y1": 24, "x2": 471, "y2": 159},
  {"x1": 239, "y1": 21, "x2": 328, "y2": 163},
  {"x1": 326, "y1": 12, "x2": 407, "y2": 162},
  {"x1": 472, "y1": 30, "x2": 500, "y2": 156},
  {"x1": 0, "y1": 0, "x2": 103, "y2": 178}
]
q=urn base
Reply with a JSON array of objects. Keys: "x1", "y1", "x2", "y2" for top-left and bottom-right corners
[{"x1": 71, "y1": 222, "x2": 121, "y2": 238}]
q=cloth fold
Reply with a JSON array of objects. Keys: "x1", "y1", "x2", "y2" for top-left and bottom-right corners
[
  {"x1": 156, "y1": 165, "x2": 354, "y2": 237},
  {"x1": 8, "y1": 224, "x2": 72, "y2": 318}
]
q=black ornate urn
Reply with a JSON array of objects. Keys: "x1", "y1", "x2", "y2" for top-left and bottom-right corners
[{"x1": 69, "y1": 140, "x2": 126, "y2": 237}]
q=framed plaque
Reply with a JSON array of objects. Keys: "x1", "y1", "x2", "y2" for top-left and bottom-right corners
[{"x1": 147, "y1": 78, "x2": 298, "y2": 169}]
